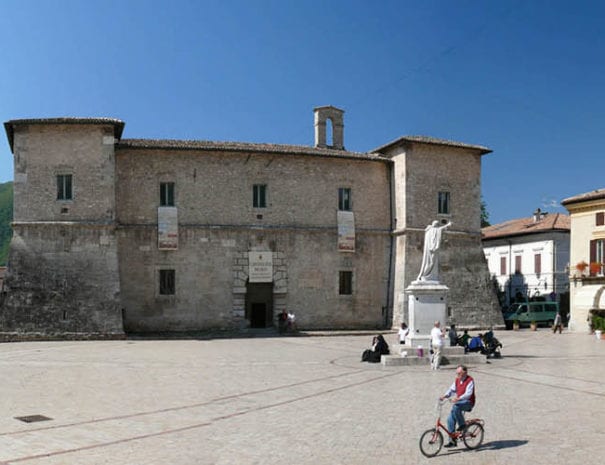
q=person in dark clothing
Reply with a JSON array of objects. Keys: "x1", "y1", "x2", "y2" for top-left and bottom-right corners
[
  {"x1": 448, "y1": 324, "x2": 458, "y2": 347},
  {"x1": 361, "y1": 334, "x2": 390, "y2": 363},
  {"x1": 277, "y1": 310, "x2": 288, "y2": 333}
]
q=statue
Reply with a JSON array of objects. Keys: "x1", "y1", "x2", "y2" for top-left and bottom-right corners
[{"x1": 416, "y1": 220, "x2": 452, "y2": 282}]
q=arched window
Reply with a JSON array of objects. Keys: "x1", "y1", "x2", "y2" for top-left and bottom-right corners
[{"x1": 326, "y1": 118, "x2": 333, "y2": 147}]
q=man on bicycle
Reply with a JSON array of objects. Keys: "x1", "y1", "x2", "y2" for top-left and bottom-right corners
[{"x1": 439, "y1": 364, "x2": 475, "y2": 447}]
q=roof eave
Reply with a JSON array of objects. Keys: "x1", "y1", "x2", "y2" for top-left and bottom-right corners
[
  {"x1": 372, "y1": 136, "x2": 492, "y2": 156},
  {"x1": 3, "y1": 118, "x2": 125, "y2": 153}
]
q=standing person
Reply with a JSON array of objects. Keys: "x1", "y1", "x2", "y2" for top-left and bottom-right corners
[
  {"x1": 430, "y1": 321, "x2": 445, "y2": 370},
  {"x1": 448, "y1": 324, "x2": 458, "y2": 346},
  {"x1": 398, "y1": 322, "x2": 410, "y2": 345},
  {"x1": 553, "y1": 311, "x2": 563, "y2": 334},
  {"x1": 439, "y1": 365, "x2": 476, "y2": 448}
]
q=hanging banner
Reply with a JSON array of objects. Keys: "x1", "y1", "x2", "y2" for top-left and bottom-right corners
[
  {"x1": 158, "y1": 207, "x2": 178, "y2": 250},
  {"x1": 249, "y1": 251, "x2": 273, "y2": 283},
  {"x1": 337, "y1": 211, "x2": 355, "y2": 252}
]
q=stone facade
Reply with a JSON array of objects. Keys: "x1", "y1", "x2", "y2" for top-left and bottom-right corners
[
  {"x1": 1, "y1": 121, "x2": 124, "y2": 337},
  {"x1": 1, "y1": 108, "x2": 503, "y2": 336},
  {"x1": 376, "y1": 137, "x2": 503, "y2": 328}
]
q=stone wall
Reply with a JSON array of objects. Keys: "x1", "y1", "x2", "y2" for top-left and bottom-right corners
[
  {"x1": 115, "y1": 149, "x2": 390, "y2": 229},
  {"x1": 0, "y1": 122, "x2": 124, "y2": 337},
  {"x1": 384, "y1": 140, "x2": 503, "y2": 329},
  {"x1": 117, "y1": 227, "x2": 391, "y2": 331},
  {"x1": 1, "y1": 224, "x2": 123, "y2": 335},
  {"x1": 115, "y1": 148, "x2": 392, "y2": 331},
  {"x1": 12, "y1": 124, "x2": 117, "y2": 223},
  {"x1": 1, "y1": 117, "x2": 502, "y2": 336}
]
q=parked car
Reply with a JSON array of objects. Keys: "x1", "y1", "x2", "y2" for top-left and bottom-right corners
[{"x1": 503, "y1": 301, "x2": 559, "y2": 329}]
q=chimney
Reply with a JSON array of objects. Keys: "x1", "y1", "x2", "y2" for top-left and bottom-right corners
[{"x1": 533, "y1": 208, "x2": 548, "y2": 223}]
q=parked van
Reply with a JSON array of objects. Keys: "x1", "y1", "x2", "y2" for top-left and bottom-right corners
[{"x1": 503, "y1": 301, "x2": 559, "y2": 329}]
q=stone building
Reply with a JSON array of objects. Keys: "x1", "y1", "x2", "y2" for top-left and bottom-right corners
[{"x1": 1, "y1": 107, "x2": 503, "y2": 337}]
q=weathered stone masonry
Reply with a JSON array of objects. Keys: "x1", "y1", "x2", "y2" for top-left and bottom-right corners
[{"x1": 2, "y1": 108, "x2": 503, "y2": 337}]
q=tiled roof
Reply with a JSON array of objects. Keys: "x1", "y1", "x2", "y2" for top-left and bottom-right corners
[
  {"x1": 117, "y1": 139, "x2": 389, "y2": 161},
  {"x1": 4, "y1": 118, "x2": 125, "y2": 152},
  {"x1": 481, "y1": 213, "x2": 570, "y2": 240},
  {"x1": 372, "y1": 135, "x2": 492, "y2": 155},
  {"x1": 561, "y1": 189, "x2": 605, "y2": 206}
]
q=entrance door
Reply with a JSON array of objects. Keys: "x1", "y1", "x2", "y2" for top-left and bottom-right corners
[{"x1": 246, "y1": 282, "x2": 273, "y2": 328}]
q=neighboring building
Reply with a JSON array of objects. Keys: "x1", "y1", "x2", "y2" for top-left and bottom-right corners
[
  {"x1": 481, "y1": 209, "x2": 570, "y2": 309},
  {"x1": 562, "y1": 189, "x2": 605, "y2": 332},
  {"x1": 1, "y1": 107, "x2": 503, "y2": 337}
]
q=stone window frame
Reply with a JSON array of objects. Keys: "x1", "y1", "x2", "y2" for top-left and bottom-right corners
[
  {"x1": 252, "y1": 184, "x2": 268, "y2": 209},
  {"x1": 160, "y1": 182, "x2": 175, "y2": 207},
  {"x1": 158, "y1": 268, "x2": 176, "y2": 296},
  {"x1": 437, "y1": 191, "x2": 450, "y2": 215},
  {"x1": 338, "y1": 187, "x2": 352, "y2": 211},
  {"x1": 338, "y1": 270, "x2": 353, "y2": 295},
  {"x1": 55, "y1": 171, "x2": 74, "y2": 202}
]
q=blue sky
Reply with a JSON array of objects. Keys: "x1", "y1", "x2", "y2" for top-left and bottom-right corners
[{"x1": 1, "y1": 0, "x2": 603, "y2": 224}]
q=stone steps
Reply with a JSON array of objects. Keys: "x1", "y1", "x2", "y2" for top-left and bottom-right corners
[{"x1": 381, "y1": 346, "x2": 487, "y2": 367}]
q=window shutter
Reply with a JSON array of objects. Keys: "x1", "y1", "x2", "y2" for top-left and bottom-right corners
[{"x1": 590, "y1": 239, "x2": 597, "y2": 264}]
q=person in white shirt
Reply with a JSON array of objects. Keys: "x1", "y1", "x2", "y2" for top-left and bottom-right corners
[
  {"x1": 398, "y1": 322, "x2": 409, "y2": 344},
  {"x1": 430, "y1": 321, "x2": 445, "y2": 370}
]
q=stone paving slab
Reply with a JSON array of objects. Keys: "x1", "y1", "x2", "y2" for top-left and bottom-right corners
[{"x1": 0, "y1": 329, "x2": 602, "y2": 464}]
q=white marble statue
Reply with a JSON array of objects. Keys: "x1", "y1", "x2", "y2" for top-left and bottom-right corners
[{"x1": 417, "y1": 220, "x2": 452, "y2": 282}]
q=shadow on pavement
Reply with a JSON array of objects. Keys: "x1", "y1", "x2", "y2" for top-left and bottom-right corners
[{"x1": 479, "y1": 439, "x2": 529, "y2": 450}]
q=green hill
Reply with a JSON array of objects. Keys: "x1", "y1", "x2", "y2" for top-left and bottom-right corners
[{"x1": 0, "y1": 182, "x2": 13, "y2": 265}]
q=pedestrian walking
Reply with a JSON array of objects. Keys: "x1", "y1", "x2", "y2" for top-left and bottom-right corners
[
  {"x1": 430, "y1": 321, "x2": 445, "y2": 370},
  {"x1": 553, "y1": 311, "x2": 563, "y2": 334}
]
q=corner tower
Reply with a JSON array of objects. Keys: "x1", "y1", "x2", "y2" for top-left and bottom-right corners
[{"x1": 2, "y1": 118, "x2": 125, "y2": 338}]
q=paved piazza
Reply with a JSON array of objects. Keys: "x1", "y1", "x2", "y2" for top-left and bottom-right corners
[{"x1": 0, "y1": 329, "x2": 603, "y2": 464}]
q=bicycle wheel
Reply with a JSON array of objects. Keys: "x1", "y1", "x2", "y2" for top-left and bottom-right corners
[
  {"x1": 462, "y1": 422, "x2": 484, "y2": 450},
  {"x1": 419, "y1": 428, "x2": 443, "y2": 457}
]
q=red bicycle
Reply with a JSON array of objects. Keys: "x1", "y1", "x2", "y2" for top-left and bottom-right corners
[{"x1": 419, "y1": 399, "x2": 484, "y2": 457}]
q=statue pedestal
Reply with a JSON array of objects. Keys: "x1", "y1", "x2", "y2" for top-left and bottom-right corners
[{"x1": 405, "y1": 281, "x2": 449, "y2": 349}]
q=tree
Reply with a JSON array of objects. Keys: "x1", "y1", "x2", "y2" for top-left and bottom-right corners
[
  {"x1": 481, "y1": 196, "x2": 490, "y2": 228},
  {"x1": 0, "y1": 182, "x2": 13, "y2": 265}
]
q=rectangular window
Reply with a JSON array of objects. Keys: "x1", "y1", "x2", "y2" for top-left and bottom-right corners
[
  {"x1": 534, "y1": 254, "x2": 541, "y2": 275},
  {"x1": 339, "y1": 271, "x2": 353, "y2": 295},
  {"x1": 515, "y1": 256, "x2": 522, "y2": 274},
  {"x1": 438, "y1": 191, "x2": 450, "y2": 214},
  {"x1": 159, "y1": 269, "x2": 175, "y2": 295},
  {"x1": 591, "y1": 239, "x2": 605, "y2": 276},
  {"x1": 160, "y1": 182, "x2": 175, "y2": 207},
  {"x1": 500, "y1": 257, "x2": 507, "y2": 276},
  {"x1": 597, "y1": 212, "x2": 605, "y2": 226},
  {"x1": 253, "y1": 184, "x2": 267, "y2": 208},
  {"x1": 338, "y1": 188, "x2": 351, "y2": 211},
  {"x1": 56, "y1": 174, "x2": 73, "y2": 200}
]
